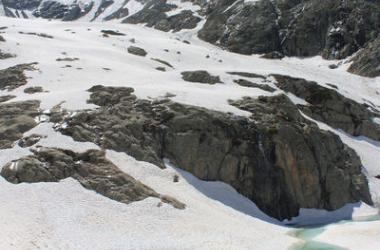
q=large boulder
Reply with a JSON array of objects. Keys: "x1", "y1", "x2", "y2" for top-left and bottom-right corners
[{"x1": 58, "y1": 85, "x2": 372, "y2": 220}]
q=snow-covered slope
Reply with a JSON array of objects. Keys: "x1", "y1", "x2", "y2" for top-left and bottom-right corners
[{"x1": 0, "y1": 13, "x2": 379, "y2": 250}]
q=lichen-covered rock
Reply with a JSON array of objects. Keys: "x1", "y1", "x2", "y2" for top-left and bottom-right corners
[
  {"x1": 0, "y1": 100, "x2": 40, "y2": 149},
  {"x1": 58, "y1": 85, "x2": 372, "y2": 220},
  {"x1": 0, "y1": 63, "x2": 37, "y2": 91},
  {"x1": 273, "y1": 74, "x2": 380, "y2": 141},
  {"x1": 181, "y1": 70, "x2": 221, "y2": 84},
  {"x1": 1, "y1": 148, "x2": 185, "y2": 209}
]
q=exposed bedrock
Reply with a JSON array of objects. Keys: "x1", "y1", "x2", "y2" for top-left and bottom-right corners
[
  {"x1": 348, "y1": 37, "x2": 380, "y2": 78},
  {"x1": 123, "y1": 1, "x2": 201, "y2": 32},
  {"x1": 1, "y1": 147, "x2": 186, "y2": 209},
  {"x1": 57, "y1": 85, "x2": 372, "y2": 220},
  {"x1": 273, "y1": 74, "x2": 380, "y2": 141},
  {"x1": 198, "y1": 0, "x2": 380, "y2": 62}
]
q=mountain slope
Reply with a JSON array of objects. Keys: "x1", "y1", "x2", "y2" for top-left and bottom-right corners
[{"x1": 0, "y1": 0, "x2": 379, "y2": 249}]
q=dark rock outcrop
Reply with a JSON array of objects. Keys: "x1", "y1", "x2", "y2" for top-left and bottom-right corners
[
  {"x1": 2, "y1": 0, "x2": 41, "y2": 10},
  {"x1": 273, "y1": 74, "x2": 380, "y2": 141},
  {"x1": 0, "y1": 100, "x2": 40, "y2": 149},
  {"x1": 234, "y1": 79, "x2": 276, "y2": 92},
  {"x1": 1, "y1": 147, "x2": 185, "y2": 209},
  {"x1": 0, "y1": 95, "x2": 16, "y2": 103},
  {"x1": 58, "y1": 85, "x2": 372, "y2": 220},
  {"x1": 0, "y1": 50, "x2": 16, "y2": 59},
  {"x1": 32, "y1": 0, "x2": 93, "y2": 21},
  {"x1": 181, "y1": 70, "x2": 221, "y2": 84},
  {"x1": 348, "y1": 37, "x2": 380, "y2": 78},
  {"x1": 123, "y1": 1, "x2": 201, "y2": 32},
  {"x1": 24, "y1": 86, "x2": 44, "y2": 94},
  {"x1": 101, "y1": 30, "x2": 126, "y2": 36},
  {"x1": 0, "y1": 63, "x2": 37, "y2": 91},
  {"x1": 198, "y1": 0, "x2": 380, "y2": 61},
  {"x1": 18, "y1": 134, "x2": 45, "y2": 147},
  {"x1": 127, "y1": 46, "x2": 147, "y2": 57},
  {"x1": 198, "y1": 0, "x2": 280, "y2": 55}
]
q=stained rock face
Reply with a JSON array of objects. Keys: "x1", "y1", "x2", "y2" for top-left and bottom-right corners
[
  {"x1": 58, "y1": 85, "x2": 372, "y2": 220},
  {"x1": 0, "y1": 100, "x2": 40, "y2": 149},
  {"x1": 273, "y1": 74, "x2": 380, "y2": 141},
  {"x1": 1, "y1": 148, "x2": 186, "y2": 209}
]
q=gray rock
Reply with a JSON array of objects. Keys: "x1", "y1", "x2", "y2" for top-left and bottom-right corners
[
  {"x1": 348, "y1": 37, "x2": 380, "y2": 78},
  {"x1": 18, "y1": 134, "x2": 45, "y2": 147},
  {"x1": 181, "y1": 70, "x2": 221, "y2": 84},
  {"x1": 0, "y1": 50, "x2": 16, "y2": 59},
  {"x1": 0, "y1": 95, "x2": 16, "y2": 103},
  {"x1": 0, "y1": 63, "x2": 37, "y2": 91},
  {"x1": 24, "y1": 86, "x2": 44, "y2": 94},
  {"x1": 151, "y1": 58, "x2": 174, "y2": 68},
  {"x1": 32, "y1": 1, "x2": 92, "y2": 21},
  {"x1": 127, "y1": 46, "x2": 147, "y2": 57},
  {"x1": 0, "y1": 100, "x2": 40, "y2": 149},
  {"x1": 1, "y1": 148, "x2": 185, "y2": 209},
  {"x1": 273, "y1": 74, "x2": 380, "y2": 141},
  {"x1": 227, "y1": 71, "x2": 266, "y2": 79},
  {"x1": 58, "y1": 85, "x2": 372, "y2": 220},
  {"x1": 198, "y1": 0, "x2": 281, "y2": 55},
  {"x1": 234, "y1": 79, "x2": 276, "y2": 92},
  {"x1": 123, "y1": 1, "x2": 201, "y2": 32},
  {"x1": 101, "y1": 30, "x2": 126, "y2": 36},
  {"x1": 260, "y1": 51, "x2": 284, "y2": 60},
  {"x1": 2, "y1": 0, "x2": 41, "y2": 10},
  {"x1": 19, "y1": 31, "x2": 54, "y2": 39},
  {"x1": 198, "y1": 0, "x2": 380, "y2": 62}
]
